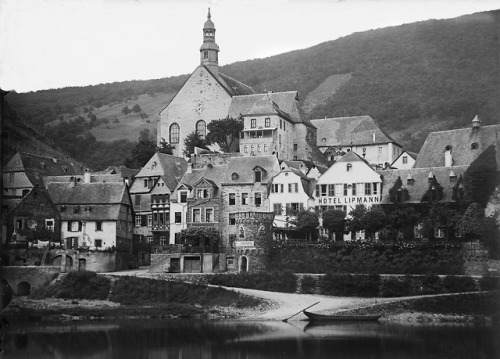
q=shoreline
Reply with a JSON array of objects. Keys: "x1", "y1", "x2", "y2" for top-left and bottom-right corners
[{"x1": 2, "y1": 290, "x2": 497, "y2": 326}]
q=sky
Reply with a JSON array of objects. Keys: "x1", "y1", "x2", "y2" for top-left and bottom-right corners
[{"x1": 0, "y1": 0, "x2": 498, "y2": 93}]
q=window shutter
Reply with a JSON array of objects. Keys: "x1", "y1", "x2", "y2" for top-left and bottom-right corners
[
  {"x1": 67, "y1": 221, "x2": 71, "y2": 232},
  {"x1": 78, "y1": 221, "x2": 82, "y2": 232},
  {"x1": 141, "y1": 215, "x2": 147, "y2": 226}
]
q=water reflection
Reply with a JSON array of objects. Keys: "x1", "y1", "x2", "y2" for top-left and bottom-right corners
[{"x1": 2, "y1": 319, "x2": 498, "y2": 359}]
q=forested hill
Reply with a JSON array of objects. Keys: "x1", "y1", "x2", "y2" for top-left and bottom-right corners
[{"x1": 5, "y1": 10, "x2": 499, "y2": 169}]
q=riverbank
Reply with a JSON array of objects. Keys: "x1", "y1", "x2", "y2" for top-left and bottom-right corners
[{"x1": 2, "y1": 290, "x2": 498, "y2": 325}]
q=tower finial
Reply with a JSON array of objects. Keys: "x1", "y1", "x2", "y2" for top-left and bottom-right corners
[{"x1": 208, "y1": 7, "x2": 211, "y2": 19}]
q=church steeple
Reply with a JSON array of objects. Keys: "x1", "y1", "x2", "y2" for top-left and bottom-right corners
[{"x1": 200, "y1": 8, "x2": 219, "y2": 75}]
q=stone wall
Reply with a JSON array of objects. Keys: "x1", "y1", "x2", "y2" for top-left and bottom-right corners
[{"x1": 2, "y1": 266, "x2": 60, "y2": 295}]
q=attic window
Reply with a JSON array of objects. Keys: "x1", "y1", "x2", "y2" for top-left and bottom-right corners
[
  {"x1": 85, "y1": 206, "x2": 91, "y2": 212},
  {"x1": 449, "y1": 171, "x2": 457, "y2": 182},
  {"x1": 151, "y1": 161, "x2": 157, "y2": 169},
  {"x1": 231, "y1": 173, "x2": 239, "y2": 180},
  {"x1": 254, "y1": 168, "x2": 262, "y2": 182},
  {"x1": 471, "y1": 143, "x2": 479, "y2": 150},
  {"x1": 321, "y1": 138, "x2": 326, "y2": 142},
  {"x1": 406, "y1": 174, "x2": 414, "y2": 185},
  {"x1": 445, "y1": 145, "x2": 453, "y2": 151},
  {"x1": 73, "y1": 206, "x2": 79, "y2": 213}
]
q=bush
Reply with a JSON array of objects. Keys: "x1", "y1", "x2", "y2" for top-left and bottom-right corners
[
  {"x1": 380, "y1": 276, "x2": 413, "y2": 297},
  {"x1": 421, "y1": 274, "x2": 443, "y2": 294},
  {"x1": 207, "y1": 271, "x2": 297, "y2": 293},
  {"x1": 321, "y1": 274, "x2": 381, "y2": 297},
  {"x1": 479, "y1": 275, "x2": 500, "y2": 291},
  {"x1": 443, "y1": 275, "x2": 477, "y2": 293},
  {"x1": 300, "y1": 276, "x2": 317, "y2": 294}
]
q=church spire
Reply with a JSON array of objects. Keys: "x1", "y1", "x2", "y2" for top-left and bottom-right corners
[{"x1": 200, "y1": 7, "x2": 219, "y2": 75}]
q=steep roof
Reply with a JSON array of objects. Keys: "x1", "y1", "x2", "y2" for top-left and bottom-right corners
[
  {"x1": 222, "y1": 155, "x2": 280, "y2": 184},
  {"x1": 217, "y1": 72, "x2": 255, "y2": 96},
  {"x1": 173, "y1": 163, "x2": 229, "y2": 199},
  {"x1": 377, "y1": 166, "x2": 468, "y2": 204},
  {"x1": 131, "y1": 153, "x2": 187, "y2": 193},
  {"x1": 413, "y1": 124, "x2": 500, "y2": 168},
  {"x1": 4, "y1": 152, "x2": 82, "y2": 186},
  {"x1": 228, "y1": 91, "x2": 314, "y2": 127},
  {"x1": 311, "y1": 115, "x2": 398, "y2": 148}
]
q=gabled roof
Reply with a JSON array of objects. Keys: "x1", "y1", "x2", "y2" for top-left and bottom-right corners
[
  {"x1": 222, "y1": 156, "x2": 280, "y2": 184},
  {"x1": 131, "y1": 153, "x2": 187, "y2": 193},
  {"x1": 4, "y1": 152, "x2": 82, "y2": 186},
  {"x1": 377, "y1": 166, "x2": 468, "y2": 204},
  {"x1": 173, "y1": 163, "x2": 229, "y2": 199},
  {"x1": 311, "y1": 115, "x2": 398, "y2": 148},
  {"x1": 336, "y1": 150, "x2": 372, "y2": 166},
  {"x1": 272, "y1": 167, "x2": 314, "y2": 197},
  {"x1": 97, "y1": 166, "x2": 139, "y2": 179},
  {"x1": 228, "y1": 91, "x2": 314, "y2": 127},
  {"x1": 391, "y1": 150, "x2": 418, "y2": 166},
  {"x1": 413, "y1": 124, "x2": 500, "y2": 168}
]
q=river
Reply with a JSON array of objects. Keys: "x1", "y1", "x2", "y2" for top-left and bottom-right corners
[{"x1": 1, "y1": 319, "x2": 498, "y2": 358}]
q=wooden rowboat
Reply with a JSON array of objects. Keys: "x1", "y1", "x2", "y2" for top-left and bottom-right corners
[{"x1": 303, "y1": 310, "x2": 382, "y2": 322}]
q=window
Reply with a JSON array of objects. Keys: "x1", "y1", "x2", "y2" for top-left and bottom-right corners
[
  {"x1": 257, "y1": 144, "x2": 261, "y2": 152},
  {"x1": 255, "y1": 192, "x2": 262, "y2": 207},
  {"x1": 68, "y1": 221, "x2": 81, "y2": 232},
  {"x1": 346, "y1": 163, "x2": 352, "y2": 172},
  {"x1": 147, "y1": 215, "x2": 152, "y2": 226},
  {"x1": 135, "y1": 195, "x2": 141, "y2": 205},
  {"x1": 315, "y1": 185, "x2": 320, "y2": 197},
  {"x1": 343, "y1": 184, "x2": 348, "y2": 196},
  {"x1": 320, "y1": 184, "x2": 327, "y2": 197},
  {"x1": 169, "y1": 123, "x2": 180, "y2": 143},
  {"x1": 352, "y1": 183, "x2": 357, "y2": 196},
  {"x1": 251, "y1": 145, "x2": 255, "y2": 153},
  {"x1": 174, "y1": 212, "x2": 181, "y2": 223},
  {"x1": 160, "y1": 236, "x2": 168, "y2": 246},
  {"x1": 378, "y1": 146, "x2": 382, "y2": 154},
  {"x1": 143, "y1": 179, "x2": 148, "y2": 188},
  {"x1": 471, "y1": 143, "x2": 479, "y2": 150},
  {"x1": 205, "y1": 208, "x2": 214, "y2": 223},
  {"x1": 232, "y1": 172, "x2": 239, "y2": 180},
  {"x1": 229, "y1": 193, "x2": 236, "y2": 205},
  {"x1": 9, "y1": 173, "x2": 14, "y2": 184},
  {"x1": 45, "y1": 219, "x2": 54, "y2": 231},
  {"x1": 244, "y1": 145, "x2": 248, "y2": 153},
  {"x1": 414, "y1": 223, "x2": 423, "y2": 239},
  {"x1": 365, "y1": 183, "x2": 372, "y2": 195},
  {"x1": 293, "y1": 144, "x2": 298, "y2": 151},
  {"x1": 229, "y1": 213, "x2": 236, "y2": 225},
  {"x1": 402, "y1": 156, "x2": 408, "y2": 164},
  {"x1": 180, "y1": 191, "x2": 187, "y2": 203},
  {"x1": 335, "y1": 184, "x2": 343, "y2": 196},
  {"x1": 197, "y1": 189, "x2": 209, "y2": 198},
  {"x1": 372, "y1": 183, "x2": 378, "y2": 195},
  {"x1": 328, "y1": 184, "x2": 335, "y2": 196},
  {"x1": 96, "y1": 221, "x2": 103, "y2": 231},
  {"x1": 39, "y1": 204, "x2": 45, "y2": 211},
  {"x1": 434, "y1": 228, "x2": 444, "y2": 238},
  {"x1": 95, "y1": 239, "x2": 102, "y2": 248},
  {"x1": 264, "y1": 144, "x2": 268, "y2": 152},
  {"x1": 192, "y1": 208, "x2": 201, "y2": 222},
  {"x1": 255, "y1": 169, "x2": 262, "y2": 182},
  {"x1": 265, "y1": 118, "x2": 270, "y2": 127},
  {"x1": 204, "y1": 50, "x2": 208, "y2": 59},
  {"x1": 135, "y1": 215, "x2": 141, "y2": 227},
  {"x1": 147, "y1": 236, "x2": 153, "y2": 243},
  {"x1": 273, "y1": 203, "x2": 282, "y2": 215},
  {"x1": 15, "y1": 219, "x2": 25, "y2": 230},
  {"x1": 251, "y1": 118, "x2": 256, "y2": 128},
  {"x1": 196, "y1": 120, "x2": 206, "y2": 139},
  {"x1": 242, "y1": 193, "x2": 248, "y2": 205},
  {"x1": 279, "y1": 135, "x2": 281, "y2": 145},
  {"x1": 288, "y1": 183, "x2": 298, "y2": 193}
]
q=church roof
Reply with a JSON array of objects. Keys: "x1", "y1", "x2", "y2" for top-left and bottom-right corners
[
  {"x1": 228, "y1": 91, "x2": 314, "y2": 128},
  {"x1": 217, "y1": 71, "x2": 255, "y2": 96},
  {"x1": 413, "y1": 123, "x2": 500, "y2": 168},
  {"x1": 311, "y1": 115, "x2": 398, "y2": 148}
]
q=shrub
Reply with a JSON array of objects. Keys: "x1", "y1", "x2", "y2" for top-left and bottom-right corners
[
  {"x1": 443, "y1": 275, "x2": 477, "y2": 293},
  {"x1": 207, "y1": 271, "x2": 296, "y2": 293},
  {"x1": 380, "y1": 276, "x2": 413, "y2": 297},
  {"x1": 421, "y1": 274, "x2": 443, "y2": 294},
  {"x1": 321, "y1": 274, "x2": 381, "y2": 297},
  {"x1": 479, "y1": 275, "x2": 500, "y2": 291},
  {"x1": 300, "y1": 276, "x2": 317, "y2": 294}
]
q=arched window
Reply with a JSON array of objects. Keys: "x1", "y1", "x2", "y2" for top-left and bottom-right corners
[
  {"x1": 170, "y1": 123, "x2": 180, "y2": 144},
  {"x1": 239, "y1": 226, "x2": 245, "y2": 238},
  {"x1": 231, "y1": 173, "x2": 239, "y2": 180},
  {"x1": 471, "y1": 143, "x2": 479, "y2": 150},
  {"x1": 196, "y1": 120, "x2": 206, "y2": 139}
]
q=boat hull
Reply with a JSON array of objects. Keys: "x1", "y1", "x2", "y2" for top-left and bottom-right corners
[{"x1": 303, "y1": 310, "x2": 381, "y2": 322}]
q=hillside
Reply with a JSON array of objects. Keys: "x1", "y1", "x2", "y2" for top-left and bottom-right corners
[{"x1": 5, "y1": 10, "x2": 499, "y2": 168}]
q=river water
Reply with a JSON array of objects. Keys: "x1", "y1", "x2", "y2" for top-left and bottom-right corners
[{"x1": 1, "y1": 319, "x2": 498, "y2": 358}]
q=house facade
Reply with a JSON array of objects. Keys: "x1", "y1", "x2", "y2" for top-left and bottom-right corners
[{"x1": 391, "y1": 150, "x2": 417, "y2": 169}]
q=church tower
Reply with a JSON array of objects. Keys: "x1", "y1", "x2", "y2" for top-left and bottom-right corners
[{"x1": 199, "y1": 8, "x2": 219, "y2": 75}]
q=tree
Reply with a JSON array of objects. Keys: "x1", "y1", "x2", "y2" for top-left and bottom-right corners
[
  {"x1": 345, "y1": 204, "x2": 367, "y2": 235},
  {"x1": 132, "y1": 104, "x2": 142, "y2": 113},
  {"x1": 121, "y1": 106, "x2": 131, "y2": 115},
  {"x1": 463, "y1": 145, "x2": 498, "y2": 207},
  {"x1": 292, "y1": 210, "x2": 319, "y2": 241},
  {"x1": 183, "y1": 131, "x2": 209, "y2": 157},
  {"x1": 206, "y1": 116, "x2": 243, "y2": 152},
  {"x1": 124, "y1": 129, "x2": 156, "y2": 168},
  {"x1": 158, "y1": 138, "x2": 174, "y2": 155},
  {"x1": 177, "y1": 227, "x2": 220, "y2": 251},
  {"x1": 322, "y1": 209, "x2": 346, "y2": 241},
  {"x1": 360, "y1": 208, "x2": 387, "y2": 240}
]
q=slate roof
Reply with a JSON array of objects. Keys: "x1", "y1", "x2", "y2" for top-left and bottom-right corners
[
  {"x1": 130, "y1": 153, "x2": 187, "y2": 193},
  {"x1": 377, "y1": 166, "x2": 468, "y2": 204},
  {"x1": 413, "y1": 123, "x2": 500, "y2": 168},
  {"x1": 173, "y1": 163, "x2": 229, "y2": 200},
  {"x1": 46, "y1": 181, "x2": 131, "y2": 220},
  {"x1": 217, "y1": 71, "x2": 255, "y2": 96},
  {"x1": 228, "y1": 91, "x2": 314, "y2": 128},
  {"x1": 221, "y1": 155, "x2": 280, "y2": 185},
  {"x1": 311, "y1": 115, "x2": 398, "y2": 148},
  {"x1": 97, "y1": 166, "x2": 140, "y2": 180},
  {"x1": 4, "y1": 152, "x2": 82, "y2": 187}
]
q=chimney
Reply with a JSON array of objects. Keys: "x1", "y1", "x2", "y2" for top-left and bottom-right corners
[
  {"x1": 471, "y1": 115, "x2": 481, "y2": 130},
  {"x1": 186, "y1": 162, "x2": 193, "y2": 174},
  {"x1": 84, "y1": 168, "x2": 91, "y2": 183},
  {"x1": 444, "y1": 150, "x2": 452, "y2": 167}
]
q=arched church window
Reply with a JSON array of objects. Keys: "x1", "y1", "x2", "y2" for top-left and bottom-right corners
[
  {"x1": 196, "y1": 120, "x2": 206, "y2": 139},
  {"x1": 170, "y1": 123, "x2": 180, "y2": 144}
]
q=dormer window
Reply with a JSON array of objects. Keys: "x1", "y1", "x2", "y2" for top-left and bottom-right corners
[
  {"x1": 254, "y1": 169, "x2": 262, "y2": 182},
  {"x1": 471, "y1": 143, "x2": 479, "y2": 150},
  {"x1": 346, "y1": 163, "x2": 352, "y2": 172},
  {"x1": 179, "y1": 191, "x2": 187, "y2": 203},
  {"x1": 151, "y1": 161, "x2": 157, "y2": 169},
  {"x1": 231, "y1": 173, "x2": 239, "y2": 180}
]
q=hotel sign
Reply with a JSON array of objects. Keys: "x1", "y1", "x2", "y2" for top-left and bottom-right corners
[
  {"x1": 235, "y1": 241, "x2": 255, "y2": 247},
  {"x1": 317, "y1": 196, "x2": 380, "y2": 205}
]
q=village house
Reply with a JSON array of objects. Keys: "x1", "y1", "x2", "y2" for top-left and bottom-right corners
[
  {"x1": 220, "y1": 155, "x2": 280, "y2": 249},
  {"x1": 391, "y1": 150, "x2": 418, "y2": 169},
  {"x1": 45, "y1": 173, "x2": 134, "y2": 272},
  {"x1": 315, "y1": 151, "x2": 383, "y2": 241},
  {"x1": 128, "y1": 152, "x2": 187, "y2": 250},
  {"x1": 268, "y1": 166, "x2": 315, "y2": 232},
  {"x1": 280, "y1": 160, "x2": 328, "y2": 180},
  {"x1": 311, "y1": 115, "x2": 403, "y2": 167}
]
